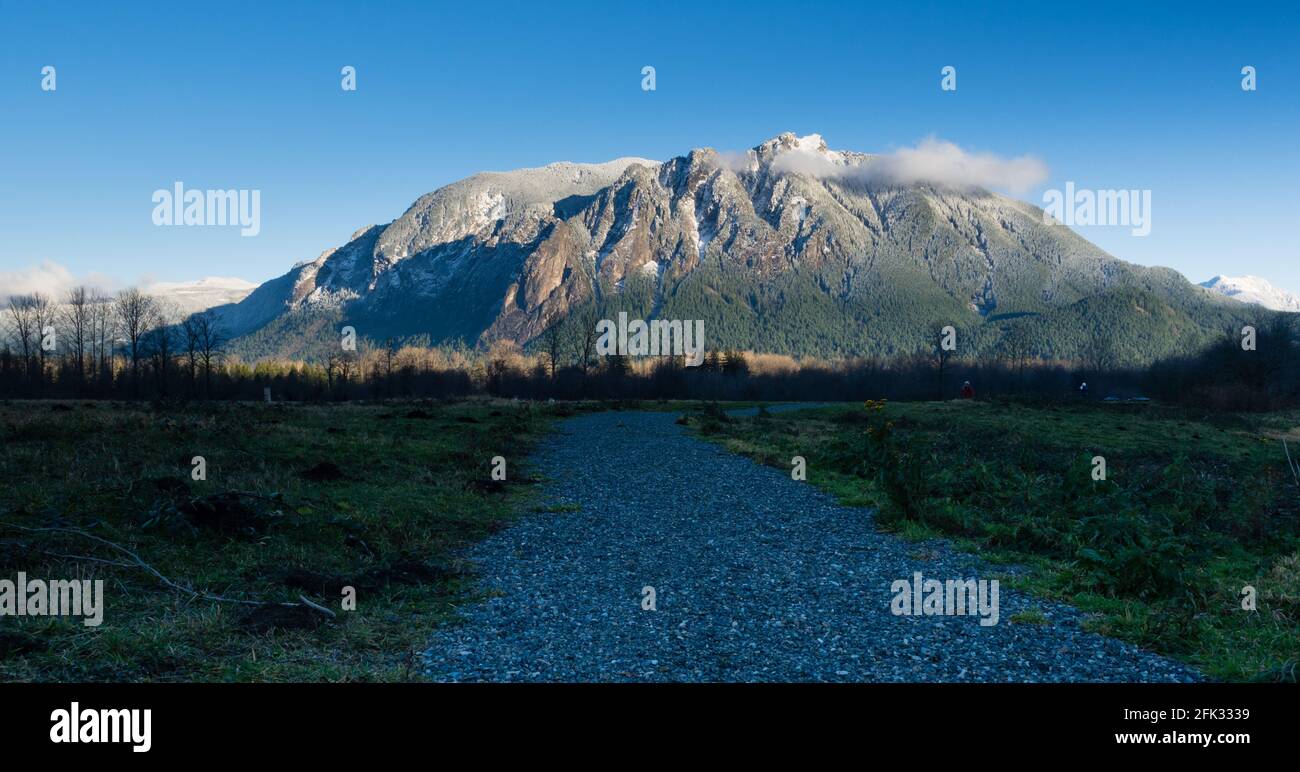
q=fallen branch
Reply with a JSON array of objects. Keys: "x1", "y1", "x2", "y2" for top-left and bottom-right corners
[
  {"x1": 1, "y1": 522, "x2": 332, "y2": 616},
  {"x1": 296, "y1": 594, "x2": 337, "y2": 619},
  {"x1": 1283, "y1": 440, "x2": 1300, "y2": 488},
  {"x1": 41, "y1": 550, "x2": 135, "y2": 569}
]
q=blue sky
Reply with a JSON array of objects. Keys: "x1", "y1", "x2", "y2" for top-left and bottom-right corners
[{"x1": 1, "y1": 0, "x2": 1297, "y2": 293}]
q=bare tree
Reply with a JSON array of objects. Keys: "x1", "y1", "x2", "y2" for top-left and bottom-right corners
[
  {"x1": 62, "y1": 286, "x2": 92, "y2": 389},
  {"x1": 90, "y1": 290, "x2": 115, "y2": 387},
  {"x1": 383, "y1": 338, "x2": 398, "y2": 398},
  {"x1": 182, "y1": 309, "x2": 223, "y2": 399},
  {"x1": 146, "y1": 299, "x2": 179, "y2": 397},
  {"x1": 115, "y1": 288, "x2": 157, "y2": 396},
  {"x1": 181, "y1": 315, "x2": 202, "y2": 397},
  {"x1": 336, "y1": 352, "x2": 356, "y2": 393},
  {"x1": 326, "y1": 352, "x2": 337, "y2": 393},
  {"x1": 0, "y1": 320, "x2": 14, "y2": 391},
  {"x1": 485, "y1": 338, "x2": 523, "y2": 394},
  {"x1": 542, "y1": 318, "x2": 564, "y2": 378},
  {"x1": 571, "y1": 304, "x2": 600, "y2": 377},
  {"x1": 30, "y1": 292, "x2": 54, "y2": 393},
  {"x1": 325, "y1": 350, "x2": 357, "y2": 399},
  {"x1": 6, "y1": 295, "x2": 37, "y2": 386}
]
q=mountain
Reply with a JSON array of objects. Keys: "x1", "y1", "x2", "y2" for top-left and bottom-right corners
[
  {"x1": 213, "y1": 133, "x2": 1260, "y2": 364},
  {"x1": 144, "y1": 276, "x2": 257, "y2": 315},
  {"x1": 1198, "y1": 275, "x2": 1300, "y2": 313}
]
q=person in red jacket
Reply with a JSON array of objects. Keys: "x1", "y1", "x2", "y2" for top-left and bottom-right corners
[{"x1": 960, "y1": 380, "x2": 974, "y2": 399}]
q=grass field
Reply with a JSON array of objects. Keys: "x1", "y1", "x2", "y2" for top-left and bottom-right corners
[
  {"x1": 0, "y1": 398, "x2": 570, "y2": 682},
  {"x1": 688, "y1": 398, "x2": 1300, "y2": 682},
  {"x1": 6, "y1": 396, "x2": 1298, "y2": 683}
]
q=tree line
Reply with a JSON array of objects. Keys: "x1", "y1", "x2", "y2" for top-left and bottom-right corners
[
  {"x1": 2, "y1": 288, "x2": 222, "y2": 399},
  {"x1": 3, "y1": 287, "x2": 1297, "y2": 411}
]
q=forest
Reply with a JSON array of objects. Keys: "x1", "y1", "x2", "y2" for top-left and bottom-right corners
[{"x1": 2, "y1": 286, "x2": 1297, "y2": 411}]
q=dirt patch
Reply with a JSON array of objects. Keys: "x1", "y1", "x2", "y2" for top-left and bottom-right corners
[
  {"x1": 279, "y1": 568, "x2": 353, "y2": 597},
  {"x1": 152, "y1": 476, "x2": 191, "y2": 496},
  {"x1": 0, "y1": 630, "x2": 47, "y2": 660},
  {"x1": 470, "y1": 479, "x2": 507, "y2": 494},
  {"x1": 279, "y1": 559, "x2": 471, "y2": 596},
  {"x1": 369, "y1": 558, "x2": 469, "y2": 586},
  {"x1": 238, "y1": 603, "x2": 331, "y2": 634},
  {"x1": 145, "y1": 492, "x2": 276, "y2": 536},
  {"x1": 181, "y1": 493, "x2": 269, "y2": 535},
  {"x1": 344, "y1": 533, "x2": 377, "y2": 558},
  {"x1": 300, "y1": 461, "x2": 346, "y2": 482}
]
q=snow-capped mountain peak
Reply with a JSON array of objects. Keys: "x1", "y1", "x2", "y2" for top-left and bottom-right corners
[
  {"x1": 143, "y1": 276, "x2": 257, "y2": 314},
  {"x1": 206, "y1": 133, "x2": 1269, "y2": 363},
  {"x1": 1199, "y1": 275, "x2": 1300, "y2": 312}
]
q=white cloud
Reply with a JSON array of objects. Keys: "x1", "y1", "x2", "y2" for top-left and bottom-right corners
[
  {"x1": 772, "y1": 149, "x2": 843, "y2": 178},
  {"x1": 718, "y1": 150, "x2": 755, "y2": 174},
  {"x1": 755, "y1": 136, "x2": 1049, "y2": 195},
  {"x1": 0, "y1": 261, "x2": 254, "y2": 313},
  {"x1": 863, "y1": 138, "x2": 1048, "y2": 195},
  {"x1": 0, "y1": 261, "x2": 119, "y2": 301}
]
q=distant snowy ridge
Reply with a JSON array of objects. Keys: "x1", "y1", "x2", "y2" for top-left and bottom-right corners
[
  {"x1": 1199, "y1": 275, "x2": 1300, "y2": 312},
  {"x1": 144, "y1": 276, "x2": 257, "y2": 315}
]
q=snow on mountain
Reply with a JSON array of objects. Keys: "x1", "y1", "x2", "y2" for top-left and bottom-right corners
[
  {"x1": 374, "y1": 158, "x2": 659, "y2": 264},
  {"x1": 1199, "y1": 275, "x2": 1300, "y2": 312},
  {"x1": 209, "y1": 132, "x2": 1261, "y2": 362},
  {"x1": 143, "y1": 276, "x2": 257, "y2": 315}
]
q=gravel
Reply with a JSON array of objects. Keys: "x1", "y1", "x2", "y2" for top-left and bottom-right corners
[{"x1": 423, "y1": 408, "x2": 1201, "y2": 682}]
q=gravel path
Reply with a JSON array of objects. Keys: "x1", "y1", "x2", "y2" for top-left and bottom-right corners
[{"x1": 423, "y1": 408, "x2": 1201, "y2": 682}]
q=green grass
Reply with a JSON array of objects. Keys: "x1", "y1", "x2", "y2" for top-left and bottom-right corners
[
  {"x1": 0, "y1": 398, "x2": 561, "y2": 682},
  {"x1": 686, "y1": 398, "x2": 1300, "y2": 682},
  {"x1": 1009, "y1": 608, "x2": 1050, "y2": 625}
]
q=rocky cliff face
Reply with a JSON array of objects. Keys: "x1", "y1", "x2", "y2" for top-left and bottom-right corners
[{"x1": 215, "y1": 133, "x2": 1253, "y2": 362}]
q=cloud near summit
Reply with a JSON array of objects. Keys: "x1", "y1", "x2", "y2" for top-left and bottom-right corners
[
  {"x1": 767, "y1": 137, "x2": 1049, "y2": 196},
  {"x1": 865, "y1": 138, "x2": 1048, "y2": 195}
]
